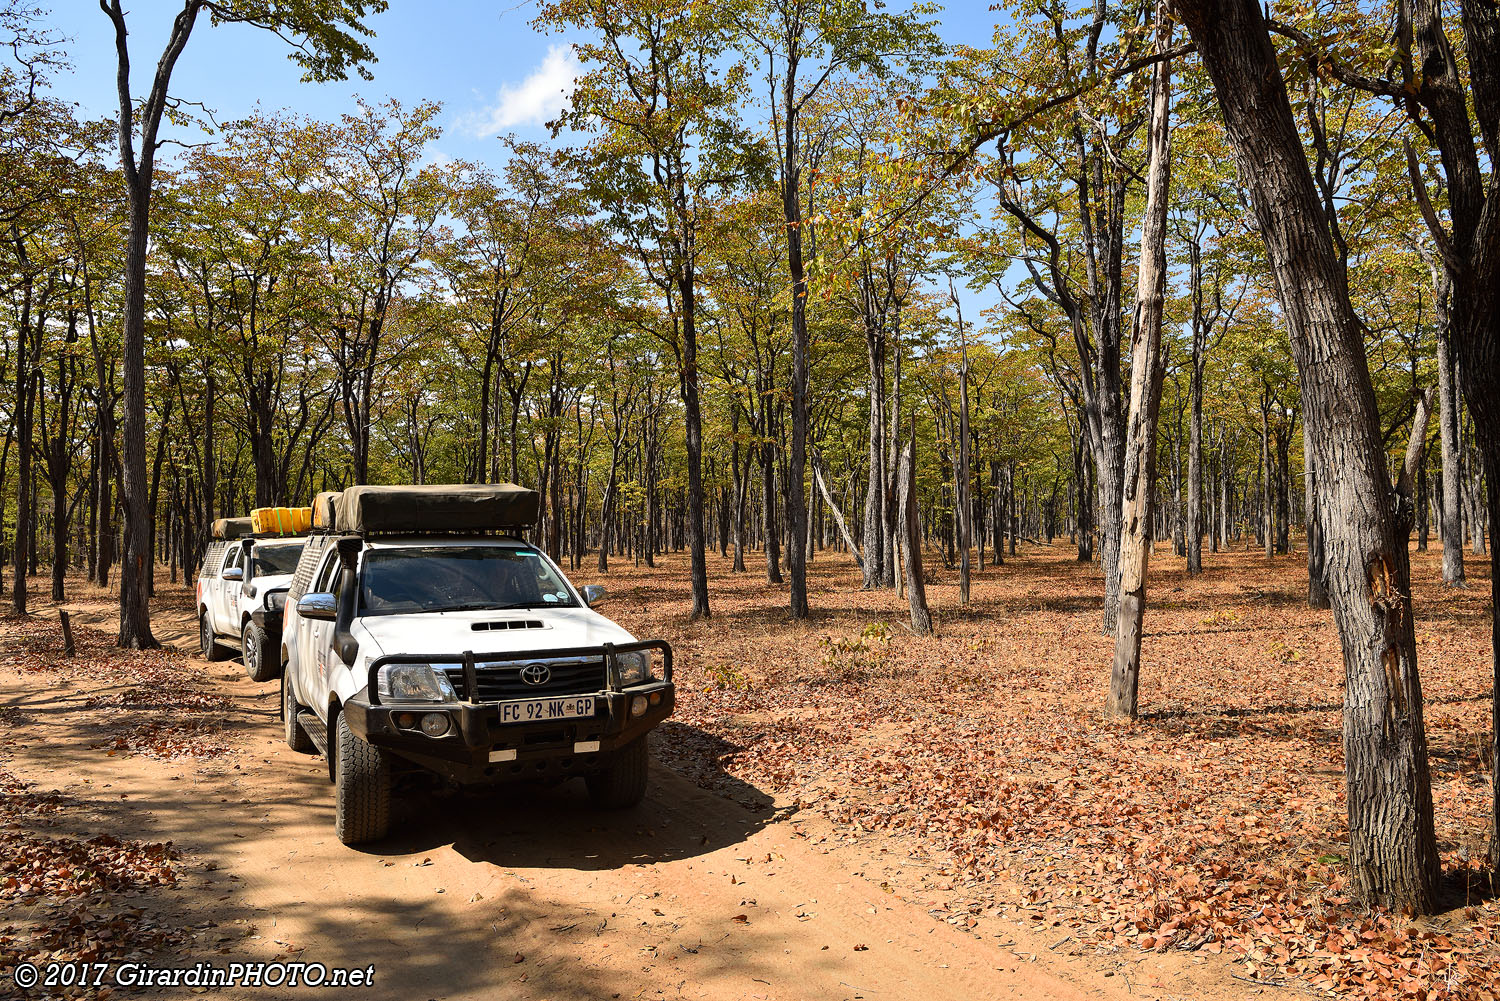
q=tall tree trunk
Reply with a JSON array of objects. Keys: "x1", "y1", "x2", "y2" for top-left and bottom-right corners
[
  {"x1": 882, "y1": 329, "x2": 902, "y2": 587},
  {"x1": 117, "y1": 173, "x2": 157, "y2": 647},
  {"x1": 50, "y1": 468, "x2": 67, "y2": 602},
  {"x1": 1097, "y1": 405, "x2": 1125, "y2": 631},
  {"x1": 95, "y1": 440, "x2": 113, "y2": 588},
  {"x1": 1107, "y1": 13, "x2": 1173, "y2": 719},
  {"x1": 1305, "y1": 423, "x2": 1330, "y2": 608},
  {"x1": 10, "y1": 270, "x2": 32, "y2": 616},
  {"x1": 1260, "y1": 397, "x2": 1274, "y2": 558},
  {"x1": 101, "y1": 0, "x2": 201, "y2": 649},
  {"x1": 1187, "y1": 356, "x2": 1204, "y2": 573},
  {"x1": 731, "y1": 427, "x2": 747, "y2": 573},
  {"x1": 679, "y1": 271, "x2": 711, "y2": 619},
  {"x1": 761, "y1": 440, "x2": 781, "y2": 584},
  {"x1": 1177, "y1": 0, "x2": 1440, "y2": 912},
  {"x1": 862, "y1": 319, "x2": 885, "y2": 588},
  {"x1": 898, "y1": 428, "x2": 930, "y2": 637},
  {"x1": 1218, "y1": 434, "x2": 1231, "y2": 552},
  {"x1": 1436, "y1": 289, "x2": 1466, "y2": 586},
  {"x1": 784, "y1": 130, "x2": 810, "y2": 620},
  {"x1": 597, "y1": 466, "x2": 618, "y2": 574},
  {"x1": 1075, "y1": 431, "x2": 1095, "y2": 562},
  {"x1": 956, "y1": 304, "x2": 972, "y2": 607}
]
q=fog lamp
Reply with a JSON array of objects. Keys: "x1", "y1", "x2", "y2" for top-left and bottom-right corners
[
  {"x1": 630, "y1": 696, "x2": 648, "y2": 718},
  {"x1": 420, "y1": 712, "x2": 451, "y2": 737}
]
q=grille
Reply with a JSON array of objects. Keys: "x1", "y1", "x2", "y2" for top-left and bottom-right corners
[{"x1": 443, "y1": 656, "x2": 604, "y2": 702}]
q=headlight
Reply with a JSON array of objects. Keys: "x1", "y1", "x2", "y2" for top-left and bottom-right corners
[
  {"x1": 264, "y1": 590, "x2": 287, "y2": 613},
  {"x1": 377, "y1": 663, "x2": 459, "y2": 703},
  {"x1": 616, "y1": 651, "x2": 649, "y2": 685}
]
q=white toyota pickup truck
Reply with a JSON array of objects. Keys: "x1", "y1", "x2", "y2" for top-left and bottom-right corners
[
  {"x1": 196, "y1": 517, "x2": 307, "y2": 682},
  {"x1": 279, "y1": 484, "x2": 674, "y2": 846}
]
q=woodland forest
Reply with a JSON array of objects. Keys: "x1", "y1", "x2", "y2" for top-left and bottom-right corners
[{"x1": 2, "y1": 1, "x2": 1499, "y2": 998}]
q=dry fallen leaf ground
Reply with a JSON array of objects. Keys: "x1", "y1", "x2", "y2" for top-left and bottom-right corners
[
  {"x1": 577, "y1": 541, "x2": 1499, "y2": 1000},
  {"x1": 0, "y1": 539, "x2": 1493, "y2": 1000}
]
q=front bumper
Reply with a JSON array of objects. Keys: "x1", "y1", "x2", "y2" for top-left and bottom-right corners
[
  {"x1": 342, "y1": 682, "x2": 674, "y2": 783},
  {"x1": 343, "y1": 639, "x2": 675, "y2": 785}
]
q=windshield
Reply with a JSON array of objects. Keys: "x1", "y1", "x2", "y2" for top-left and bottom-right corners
[
  {"x1": 254, "y1": 543, "x2": 304, "y2": 576},
  {"x1": 359, "y1": 546, "x2": 578, "y2": 616}
]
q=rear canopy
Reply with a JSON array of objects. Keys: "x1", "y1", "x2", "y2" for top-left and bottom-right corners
[
  {"x1": 334, "y1": 484, "x2": 540, "y2": 535},
  {"x1": 211, "y1": 517, "x2": 253, "y2": 540}
]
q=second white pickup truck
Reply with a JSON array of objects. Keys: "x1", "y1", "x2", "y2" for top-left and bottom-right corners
[{"x1": 197, "y1": 516, "x2": 307, "y2": 682}]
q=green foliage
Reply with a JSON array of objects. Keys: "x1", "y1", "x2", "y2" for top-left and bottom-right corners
[{"x1": 0, "y1": 0, "x2": 1468, "y2": 597}]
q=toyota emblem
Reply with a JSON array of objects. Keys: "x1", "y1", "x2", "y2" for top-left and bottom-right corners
[{"x1": 520, "y1": 663, "x2": 551, "y2": 686}]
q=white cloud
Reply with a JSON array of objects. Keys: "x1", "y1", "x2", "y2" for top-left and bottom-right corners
[{"x1": 462, "y1": 45, "x2": 580, "y2": 136}]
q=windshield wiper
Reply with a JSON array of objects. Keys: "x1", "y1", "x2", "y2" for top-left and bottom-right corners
[{"x1": 430, "y1": 601, "x2": 555, "y2": 613}]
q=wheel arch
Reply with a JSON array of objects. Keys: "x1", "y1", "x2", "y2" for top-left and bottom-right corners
[{"x1": 325, "y1": 696, "x2": 344, "y2": 782}]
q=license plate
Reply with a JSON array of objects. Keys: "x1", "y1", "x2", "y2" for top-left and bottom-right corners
[{"x1": 496, "y1": 696, "x2": 595, "y2": 724}]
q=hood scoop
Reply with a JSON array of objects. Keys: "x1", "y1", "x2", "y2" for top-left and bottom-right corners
[{"x1": 471, "y1": 619, "x2": 547, "y2": 631}]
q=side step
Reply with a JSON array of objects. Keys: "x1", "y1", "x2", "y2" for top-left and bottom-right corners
[{"x1": 299, "y1": 711, "x2": 329, "y2": 755}]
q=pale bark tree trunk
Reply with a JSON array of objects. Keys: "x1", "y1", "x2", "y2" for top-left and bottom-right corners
[
  {"x1": 954, "y1": 290, "x2": 972, "y2": 606},
  {"x1": 1434, "y1": 277, "x2": 1466, "y2": 586},
  {"x1": 1177, "y1": 0, "x2": 1441, "y2": 912},
  {"x1": 731, "y1": 410, "x2": 747, "y2": 573},
  {"x1": 1260, "y1": 394, "x2": 1274, "y2": 559},
  {"x1": 1107, "y1": 9, "x2": 1173, "y2": 719},
  {"x1": 862, "y1": 315, "x2": 885, "y2": 588}
]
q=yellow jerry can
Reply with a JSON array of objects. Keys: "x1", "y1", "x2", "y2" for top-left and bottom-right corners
[{"x1": 251, "y1": 506, "x2": 312, "y2": 535}]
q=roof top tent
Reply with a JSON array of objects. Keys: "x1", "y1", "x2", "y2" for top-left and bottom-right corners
[
  {"x1": 211, "y1": 517, "x2": 255, "y2": 540},
  {"x1": 333, "y1": 483, "x2": 540, "y2": 536},
  {"x1": 312, "y1": 491, "x2": 343, "y2": 532}
]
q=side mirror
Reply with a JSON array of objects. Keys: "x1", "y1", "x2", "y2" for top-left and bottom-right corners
[
  {"x1": 296, "y1": 592, "x2": 338, "y2": 621},
  {"x1": 581, "y1": 584, "x2": 607, "y2": 607},
  {"x1": 222, "y1": 567, "x2": 244, "y2": 582}
]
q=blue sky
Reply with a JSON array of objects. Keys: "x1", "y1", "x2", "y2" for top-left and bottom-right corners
[
  {"x1": 41, "y1": 1, "x2": 1006, "y2": 318},
  {"x1": 45, "y1": 2, "x2": 1002, "y2": 167}
]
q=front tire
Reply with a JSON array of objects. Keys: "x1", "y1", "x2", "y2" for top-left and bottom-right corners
[
  {"x1": 334, "y1": 713, "x2": 391, "y2": 845},
  {"x1": 283, "y1": 673, "x2": 315, "y2": 754},
  {"x1": 199, "y1": 611, "x2": 231, "y2": 662},
  {"x1": 586, "y1": 735, "x2": 649, "y2": 809},
  {"x1": 242, "y1": 621, "x2": 278, "y2": 682}
]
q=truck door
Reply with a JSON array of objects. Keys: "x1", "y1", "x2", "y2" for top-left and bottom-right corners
[
  {"x1": 222, "y1": 549, "x2": 246, "y2": 633},
  {"x1": 300, "y1": 550, "x2": 342, "y2": 718},
  {"x1": 215, "y1": 546, "x2": 242, "y2": 633}
]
